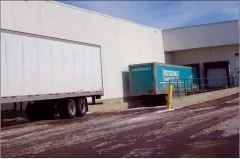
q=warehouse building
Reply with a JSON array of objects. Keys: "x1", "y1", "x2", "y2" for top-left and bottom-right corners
[
  {"x1": 1, "y1": 1, "x2": 165, "y2": 102},
  {"x1": 163, "y1": 20, "x2": 239, "y2": 89},
  {"x1": 1, "y1": 1, "x2": 239, "y2": 110}
]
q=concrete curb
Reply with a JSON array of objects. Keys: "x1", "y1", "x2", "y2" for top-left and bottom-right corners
[
  {"x1": 89, "y1": 87, "x2": 239, "y2": 114},
  {"x1": 172, "y1": 87, "x2": 239, "y2": 109},
  {"x1": 88, "y1": 102, "x2": 128, "y2": 113}
]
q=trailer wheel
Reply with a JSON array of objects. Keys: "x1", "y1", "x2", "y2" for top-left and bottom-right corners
[
  {"x1": 42, "y1": 104, "x2": 56, "y2": 120},
  {"x1": 76, "y1": 97, "x2": 87, "y2": 117},
  {"x1": 26, "y1": 103, "x2": 41, "y2": 121},
  {"x1": 60, "y1": 98, "x2": 77, "y2": 119}
]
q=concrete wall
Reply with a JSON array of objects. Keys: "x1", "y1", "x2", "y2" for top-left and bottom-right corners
[
  {"x1": 163, "y1": 20, "x2": 239, "y2": 52},
  {"x1": 171, "y1": 45, "x2": 239, "y2": 79},
  {"x1": 1, "y1": 1, "x2": 165, "y2": 100}
]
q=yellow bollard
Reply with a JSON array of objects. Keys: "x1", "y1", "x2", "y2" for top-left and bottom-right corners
[{"x1": 167, "y1": 84, "x2": 173, "y2": 110}]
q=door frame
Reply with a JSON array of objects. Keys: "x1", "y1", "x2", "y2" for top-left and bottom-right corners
[{"x1": 203, "y1": 61, "x2": 230, "y2": 89}]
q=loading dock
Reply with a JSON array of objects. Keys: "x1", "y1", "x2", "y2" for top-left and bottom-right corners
[{"x1": 203, "y1": 61, "x2": 230, "y2": 89}]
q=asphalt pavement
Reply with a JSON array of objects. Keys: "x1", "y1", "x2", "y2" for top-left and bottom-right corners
[{"x1": 1, "y1": 93, "x2": 239, "y2": 158}]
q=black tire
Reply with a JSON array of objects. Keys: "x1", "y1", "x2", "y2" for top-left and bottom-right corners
[
  {"x1": 26, "y1": 103, "x2": 41, "y2": 121},
  {"x1": 42, "y1": 104, "x2": 56, "y2": 120},
  {"x1": 59, "y1": 98, "x2": 77, "y2": 119},
  {"x1": 75, "y1": 97, "x2": 87, "y2": 117}
]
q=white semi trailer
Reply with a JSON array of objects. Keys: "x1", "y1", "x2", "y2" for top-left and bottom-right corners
[{"x1": 1, "y1": 30, "x2": 104, "y2": 120}]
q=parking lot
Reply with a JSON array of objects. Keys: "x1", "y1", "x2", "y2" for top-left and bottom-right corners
[{"x1": 1, "y1": 93, "x2": 239, "y2": 158}]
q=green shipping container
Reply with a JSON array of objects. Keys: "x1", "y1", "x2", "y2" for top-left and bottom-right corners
[{"x1": 129, "y1": 62, "x2": 194, "y2": 96}]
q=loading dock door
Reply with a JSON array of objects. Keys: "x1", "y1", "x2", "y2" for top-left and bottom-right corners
[
  {"x1": 207, "y1": 68, "x2": 227, "y2": 88},
  {"x1": 203, "y1": 61, "x2": 230, "y2": 89}
]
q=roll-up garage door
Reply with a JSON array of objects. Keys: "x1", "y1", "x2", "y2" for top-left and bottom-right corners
[{"x1": 207, "y1": 68, "x2": 227, "y2": 88}]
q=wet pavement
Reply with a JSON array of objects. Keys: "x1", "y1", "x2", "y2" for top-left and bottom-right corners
[{"x1": 1, "y1": 93, "x2": 239, "y2": 158}]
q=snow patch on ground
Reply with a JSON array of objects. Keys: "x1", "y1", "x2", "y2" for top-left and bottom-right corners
[
  {"x1": 112, "y1": 108, "x2": 174, "y2": 126},
  {"x1": 191, "y1": 116, "x2": 239, "y2": 139},
  {"x1": 1, "y1": 124, "x2": 51, "y2": 137},
  {"x1": 97, "y1": 143, "x2": 130, "y2": 154},
  {"x1": 123, "y1": 146, "x2": 164, "y2": 157},
  {"x1": 93, "y1": 142, "x2": 111, "y2": 148},
  {"x1": 153, "y1": 109, "x2": 175, "y2": 114},
  {"x1": 126, "y1": 115, "x2": 149, "y2": 123},
  {"x1": 224, "y1": 98, "x2": 239, "y2": 104},
  {"x1": 191, "y1": 106, "x2": 216, "y2": 112},
  {"x1": 106, "y1": 143, "x2": 129, "y2": 151}
]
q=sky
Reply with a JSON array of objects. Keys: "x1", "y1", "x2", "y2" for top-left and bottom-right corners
[{"x1": 60, "y1": 1, "x2": 239, "y2": 29}]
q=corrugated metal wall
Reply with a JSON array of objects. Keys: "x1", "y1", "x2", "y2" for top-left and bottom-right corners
[
  {"x1": 1, "y1": 1, "x2": 166, "y2": 99},
  {"x1": 163, "y1": 21, "x2": 239, "y2": 51},
  {"x1": 172, "y1": 45, "x2": 239, "y2": 79},
  {"x1": 164, "y1": 52, "x2": 173, "y2": 64}
]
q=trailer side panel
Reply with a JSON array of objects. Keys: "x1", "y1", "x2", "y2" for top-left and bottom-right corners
[
  {"x1": 1, "y1": 31, "x2": 103, "y2": 102},
  {"x1": 155, "y1": 65, "x2": 193, "y2": 93}
]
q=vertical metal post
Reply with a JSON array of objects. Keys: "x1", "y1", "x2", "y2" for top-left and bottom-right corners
[
  {"x1": 92, "y1": 96, "x2": 96, "y2": 104},
  {"x1": 204, "y1": 78, "x2": 206, "y2": 92},
  {"x1": 169, "y1": 79, "x2": 171, "y2": 96},
  {"x1": 14, "y1": 103, "x2": 17, "y2": 112},
  {"x1": 191, "y1": 78, "x2": 193, "y2": 93},
  {"x1": 184, "y1": 79, "x2": 186, "y2": 95},
  {"x1": 177, "y1": 80, "x2": 179, "y2": 97},
  {"x1": 20, "y1": 102, "x2": 23, "y2": 112},
  {"x1": 167, "y1": 84, "x2": 173, "y2": 110},
  {"x1": 221, "y1": 78, "x2": 223, "y2": 88}
]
